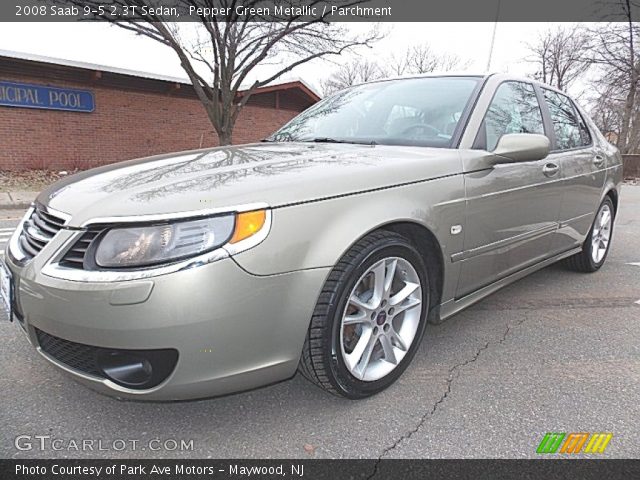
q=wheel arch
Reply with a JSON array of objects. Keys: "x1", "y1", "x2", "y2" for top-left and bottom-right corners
[
  {"x1": 605, "y1": 188, "x2": 619, "y2": 216},
  {"x1": 378, "y1": 221, "x2": 445, "y2": 314},
  {"x1": 303, "y1": 218, "x2": 446, "y2": 314}
]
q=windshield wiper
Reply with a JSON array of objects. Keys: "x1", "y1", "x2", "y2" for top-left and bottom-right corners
[
  {"x1": 308, "y1": 137, "x2": 377, "y2": 145},
  {"x1": 309, "y1": 137, "x2": 349, "y2": 143}
]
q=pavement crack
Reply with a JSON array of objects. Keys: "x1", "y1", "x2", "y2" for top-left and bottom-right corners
[{"x1": 366, "y1": 317, "x2": 526, "y2": 479}]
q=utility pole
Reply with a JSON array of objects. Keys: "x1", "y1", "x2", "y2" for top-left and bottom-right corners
[{"x1": 486, "y1": 0, "x2": 501, "y2": 71}]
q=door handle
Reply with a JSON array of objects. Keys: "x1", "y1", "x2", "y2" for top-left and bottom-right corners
[
  {"x1": 593, "y1": 155, "x2": 605, "y2": 167},
  {"x1": 542, "y1": 162, "x2": 560, "y2": 177}
]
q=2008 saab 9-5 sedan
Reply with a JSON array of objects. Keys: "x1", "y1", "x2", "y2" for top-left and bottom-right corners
[{"x1": 2, "y1": 74, "x2": 621, "y2": 400}]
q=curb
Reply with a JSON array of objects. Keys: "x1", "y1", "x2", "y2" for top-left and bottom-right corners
[
  {"x1": 0, "y1": 202, "x2": 33, "y2": 210},
  {"x1": 0, "y1": 192, "x2": 37, "y2": 210}
]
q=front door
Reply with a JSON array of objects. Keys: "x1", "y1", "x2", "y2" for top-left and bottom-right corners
[{"x1": 456, "y1": 81, "x2": 562, "y2": 298}]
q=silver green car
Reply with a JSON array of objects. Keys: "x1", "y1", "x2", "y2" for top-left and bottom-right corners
[{"x1": 1, "y1": 74, "x2": 622, "y2": 400}]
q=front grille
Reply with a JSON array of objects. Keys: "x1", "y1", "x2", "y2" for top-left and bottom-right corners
[
  {"x1": 18, "y1": 208, "x2": 66, "y2": 260},
  {"x1": 59, "y1": 230, "x2": 101, "y2": 269},
  {"x1": 36, "y1": 328, "x2": 104, "y2": 378}
]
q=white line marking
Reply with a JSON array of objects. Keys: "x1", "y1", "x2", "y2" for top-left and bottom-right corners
[
  {"x1": 0, "y1": 227, "x2": 16, "y2": 231},
  {"x1": 627, "y1": 263, "x2": 640, "y2": 304}
]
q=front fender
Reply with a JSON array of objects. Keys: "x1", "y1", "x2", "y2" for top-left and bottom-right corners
[{"x1": 232, "y1": 176, "x2": 466, "y2": 302}]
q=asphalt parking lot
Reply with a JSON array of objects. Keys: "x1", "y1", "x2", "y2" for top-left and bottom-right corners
[{"x1": 1, "y1": 186, "x2": 639, "y2": 460}]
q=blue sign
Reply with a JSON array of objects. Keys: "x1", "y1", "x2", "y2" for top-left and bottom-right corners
[{"x1": 0, "y1": 81, "x2": 95, "y2": 113}]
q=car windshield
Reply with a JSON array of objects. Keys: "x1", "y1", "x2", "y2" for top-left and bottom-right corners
[{"x1": 268, "y1": 76, "x2": 481, "y2": 148}]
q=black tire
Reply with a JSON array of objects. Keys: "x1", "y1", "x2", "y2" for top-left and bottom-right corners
[
  {"x1": 298, "y1": 231, "x2": 430, "y2": 399},
  {"x1": 565, "y1": 197, "x2": 615, "y2": 273}
]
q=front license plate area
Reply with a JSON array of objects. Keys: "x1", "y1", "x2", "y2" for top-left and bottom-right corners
[{"x1": 0, "y1": 260, "x2": 13, "y2": 321}]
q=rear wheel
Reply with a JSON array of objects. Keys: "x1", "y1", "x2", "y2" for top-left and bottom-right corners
[
  {"x1": 298, "y1": 231, "x2": 429, "y2": 398},
  {"x1": 565, "y1": 197, "x2": 615, "y2": 273}
]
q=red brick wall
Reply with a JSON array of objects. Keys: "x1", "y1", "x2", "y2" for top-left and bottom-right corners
[{"x1": 0, "y1": 74, "x2": 304, "y2": 171}]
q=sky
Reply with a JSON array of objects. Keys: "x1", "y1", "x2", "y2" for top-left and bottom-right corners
[{"x1": 0, "y1": 22, "x2": 580, "y2": 96}]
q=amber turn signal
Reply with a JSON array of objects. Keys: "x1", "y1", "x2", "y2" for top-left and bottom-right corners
[{"x1": 230, "y1": 210, "x2": 267, "y2": 244}]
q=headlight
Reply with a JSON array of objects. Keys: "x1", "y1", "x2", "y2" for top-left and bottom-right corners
[{"x1": 94, "y1": 210, "x2": 267, "y2": 268}]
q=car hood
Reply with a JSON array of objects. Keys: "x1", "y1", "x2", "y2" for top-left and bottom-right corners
[{"x1": 38, "y1": 142, "x2": 462, "y2": 227}]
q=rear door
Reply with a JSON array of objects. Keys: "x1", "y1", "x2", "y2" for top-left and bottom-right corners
[
  {"x1": 537, "y1": 88, "x2": 607, "y2": 254},
  {"x1": 456, "y1": 80, "x2": 562, "y2": 298}
]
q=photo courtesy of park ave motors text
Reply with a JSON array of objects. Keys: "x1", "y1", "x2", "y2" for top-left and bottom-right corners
[{"x1": 0, "y1": 0, "x2": 640, "y2": 471}]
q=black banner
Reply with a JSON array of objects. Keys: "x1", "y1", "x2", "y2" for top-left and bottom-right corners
[
  {"x1": 4, "y1": 0, "x2": 640, "y2": 22},
  {"x1": 1, "y1": 459, "x2": 640, "y2": 480}
]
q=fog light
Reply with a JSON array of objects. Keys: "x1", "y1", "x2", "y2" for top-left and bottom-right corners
[{"x1": 98, "y1": 351, "x2": 153, "y2": 387}]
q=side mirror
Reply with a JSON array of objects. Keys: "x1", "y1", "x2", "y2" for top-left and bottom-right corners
[{"x1": 492, "y1": 133, "x2": 550, "y2": 163}]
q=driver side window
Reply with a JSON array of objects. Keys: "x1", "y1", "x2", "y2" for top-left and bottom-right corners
[{"x1": 475, "y1": 81, "x2": 545, "y2": 151}]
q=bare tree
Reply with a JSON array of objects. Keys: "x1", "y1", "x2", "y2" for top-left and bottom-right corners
[
  {"x1": 388, "y1": 43, "x2": 467, "y2": 76},
  {"x1": 322, "y1": 42, "x2": 468, "y2": 95},
  {"x1": 589, "y1": 12, "x2": 640, "y2": 153},
  {"x1": 321, "y1": 59, "x2": 385, "y2": 95},
  {"x1": 404, "y1": 44, "x2": 466, "y2": 74},
  {"x1": 525, "y1": 25, "x2": 592, "y2": 92},
  {"x1": 590, "y1": 80, "x2": 628, "y2": 147},
  {"x1": 70, "y1": 0, "x2": 381, "y2": 145}
]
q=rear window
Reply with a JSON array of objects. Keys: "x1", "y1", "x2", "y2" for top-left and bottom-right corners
[{"x1": 542, "y1": 89, "x2": 591, "y2": 150}]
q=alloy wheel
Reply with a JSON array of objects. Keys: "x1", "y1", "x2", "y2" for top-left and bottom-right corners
[
  {"x1": 591, "y1": 203, "x2": 612, "y2": 264},
  {"x1": 339, "y1": 257, "x2": 423, "y2": 382}
]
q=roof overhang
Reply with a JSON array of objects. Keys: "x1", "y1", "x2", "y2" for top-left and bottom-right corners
[{"x1": 0, "y1": 49, "x2": 321, "y2": 103}]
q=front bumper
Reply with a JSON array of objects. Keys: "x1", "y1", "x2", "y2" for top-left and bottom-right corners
[{"x1": 5, "y1": 250, "x2": 329, "y2": 400}]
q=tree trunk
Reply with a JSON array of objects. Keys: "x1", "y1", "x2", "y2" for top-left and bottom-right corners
[
  {"x1": 620, "y1": 71, "x2": 637, "y2": 153},
  {"x1": 217, "y1": 130, "x2": 233, "y2": 146},
  {"x1": 218, "y1": 115, "x2": 234, "y2": 145},
  {"x1": 620, "y1": 10, "x2": 637, "y2": 154},
  {"x1": 202, "y1": 103, "x2": 234, "y2": 146}
]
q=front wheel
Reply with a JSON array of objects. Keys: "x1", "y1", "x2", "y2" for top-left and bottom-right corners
[
  {"x1": 298, "y1": 231, "x2": 429, "y2": 399},
  {"x1": 565, "y1": 197, "x2": 615, "y2": 272}
]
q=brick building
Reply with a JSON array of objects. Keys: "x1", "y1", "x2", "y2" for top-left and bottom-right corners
[{"x1": 0, "y1": 50, "x2": 320, "y2": 171}]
